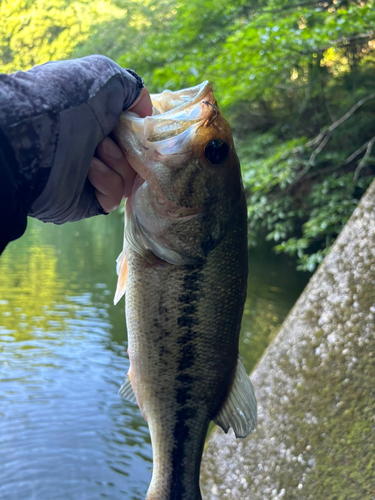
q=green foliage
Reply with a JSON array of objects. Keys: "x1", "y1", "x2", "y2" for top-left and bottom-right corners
[
  {"x1": 275, "y1": 174, "x2": 372, "y2": 271},
  {"x1": 238, "y1": 128, "x2": 374, "y2": 271},
  {"x1": 84, "y1": 0, "x2": 375, "y2": 271},
  {"x1": 0, "y1": 0, "x2": 125, "y2": 73},
  {"x1": 1, "y1": 0, "x2": 375, "y2": 271}
]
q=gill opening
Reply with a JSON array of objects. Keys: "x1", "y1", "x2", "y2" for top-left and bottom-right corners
[{"x1": 202, "y1": 101, "x2": 218, "y2": 127}]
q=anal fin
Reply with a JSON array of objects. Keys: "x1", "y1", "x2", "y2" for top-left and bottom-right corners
[
  {"x1": 119, "y1": 375, "x2": 137, "y2": 404},
  {"x1": 214, "y1": 356, "x2": 257, "y2": 438}
]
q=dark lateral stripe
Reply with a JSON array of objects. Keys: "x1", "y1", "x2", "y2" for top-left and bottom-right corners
[
  {"x1": 170, "y1": 267, "x2": 203, "y2": 498},
  {"x1": 178, "y1": 343, "x2": 195, "y2": 372}
]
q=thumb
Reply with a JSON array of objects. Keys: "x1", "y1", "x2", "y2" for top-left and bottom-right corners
[{"x1": 127, "y1": 87, "x2": 153, "y2": 118}]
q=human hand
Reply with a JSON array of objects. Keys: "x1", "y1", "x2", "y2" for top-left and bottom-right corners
[
  {"x1": 17, "y1": 55, "x2": 151, "y2": 224},
  {"x1": 0, "y1": 55, "x2": 152, "y2": 254},
  {"x1": 88, "y1": 87, "x2": 152, "y2": 213}
]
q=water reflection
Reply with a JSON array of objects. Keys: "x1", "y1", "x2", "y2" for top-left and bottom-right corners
[
  {"x1": 0, "y1": 216, "x2": 308, "y2": 499},
  {"x1": 240, "y1": 240, "x2": 309, "y2": 373},
  {"x1": 0, "y1": 216, "x2": 152, "y2": 500}
]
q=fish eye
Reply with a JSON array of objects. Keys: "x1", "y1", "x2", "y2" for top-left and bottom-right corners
[{"x1": 204, "y1": 139, "x2": 229, "y2": 165}]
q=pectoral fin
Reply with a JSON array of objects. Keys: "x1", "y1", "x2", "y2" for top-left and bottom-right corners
[
  {"x1": 114, "y1": 251, "x2": 128, "y2": 305},
  {"x1": 214, "y1": 356, "x2": 257, "y2": 438}
]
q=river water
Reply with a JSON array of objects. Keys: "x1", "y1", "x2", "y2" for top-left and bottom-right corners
[{"x1": 0, "y1": 213, "x2": 309, "y2": 500}]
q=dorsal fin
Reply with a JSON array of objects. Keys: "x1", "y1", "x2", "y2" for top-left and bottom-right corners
[
  {"x1": 114, "y1": 250, "x2": 128, "y2": 305},
  {"x1": 214, "y1": 355, "x2": 257, "y2": 438}
]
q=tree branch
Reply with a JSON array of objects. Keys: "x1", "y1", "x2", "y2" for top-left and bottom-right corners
[
  {"x1": 306, "y1": 92, "x2": 375, "y2": 149},
  {"x1": 242, "y1": 1, "x2": 329, "y2": 15},
  {"x1": 305, "y1": 141, "x2": 371, "y2": 179},
  {"x1": 280, "y1": 94, "x2": 375, "y2": 194},
  {"x1": 353, "y1": 136, "x2": 375, "y2": 181},
  {"x1": 296, "y1": 32, "x2": 375, "y2": 56},
  {"x1": 259, "y1": 1, "x2": 326, "y2": 14}
]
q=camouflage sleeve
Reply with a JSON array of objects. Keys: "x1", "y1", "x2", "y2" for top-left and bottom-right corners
[{"x1": 0, "y1": 55, "x2": 143, "y2": 251}]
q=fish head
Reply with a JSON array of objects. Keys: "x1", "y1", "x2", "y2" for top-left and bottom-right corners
[{"x1": 113, "y1": 81, "x2": 244, "y2": 266}]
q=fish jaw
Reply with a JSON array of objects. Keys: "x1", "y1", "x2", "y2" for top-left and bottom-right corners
[
  {"x1": 113, "y1": 81, "x2": 214, "y2": 179},
  {"x1": 113, "y1": 82, "x2": 242, "y2": 266},
  {"x1": 113, "y1": 81, "x2": 240, "y2": 210}
]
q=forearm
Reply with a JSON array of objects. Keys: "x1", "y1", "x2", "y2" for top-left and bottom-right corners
[
  {"x1": 0, "y1": 126, "x2": 27, "y2": 254},
  {"x1": 0, "y1": 56, "x2": 144, "y2": 253},
  {"x1": 0, "y1": 56, "x2": 143, "y2": 213}
]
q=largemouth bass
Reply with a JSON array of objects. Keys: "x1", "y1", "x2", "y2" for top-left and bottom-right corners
[{"x1": 113, "y1": 81, "x2": 257, "y2": 500}]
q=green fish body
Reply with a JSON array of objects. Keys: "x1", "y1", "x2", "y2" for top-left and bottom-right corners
[{"x1": 114, "y1": 82, "x2": 256, "y2": 500}]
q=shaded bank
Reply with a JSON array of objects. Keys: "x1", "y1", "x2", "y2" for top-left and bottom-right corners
[{"x1": 201, "y1": 180, "x2": 375, "y2": 499}]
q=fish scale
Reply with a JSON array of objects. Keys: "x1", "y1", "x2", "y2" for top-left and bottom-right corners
[
  {"x1": 114, "y1": 81, "x2": 257, "y2": 500},
  {"x1": 124, "y1": 196, "x2": 247, "y2": 500}
]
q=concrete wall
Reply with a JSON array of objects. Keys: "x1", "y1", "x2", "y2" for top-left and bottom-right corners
[{"x1": 201, "y1": 181, "x2": 375, "y2": 499}]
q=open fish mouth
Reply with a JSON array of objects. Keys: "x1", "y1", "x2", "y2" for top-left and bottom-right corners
[
  {"x1": 114, "y1": 81, "x2": 217, "y2": 184},
  {"x1": 113, "y1": 80, "x2": 241, "y2": 268},
  {"x1": 150, "y1": 81, "x2": 215, "y2": 120},
  {"x1": 146, "y1": 80, "x2": 215, "y2": 142}
]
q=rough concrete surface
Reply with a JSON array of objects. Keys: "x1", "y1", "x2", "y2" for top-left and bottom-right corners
[{"x1": 201, "y1": 181, "x2": 375, "y2": 500}]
